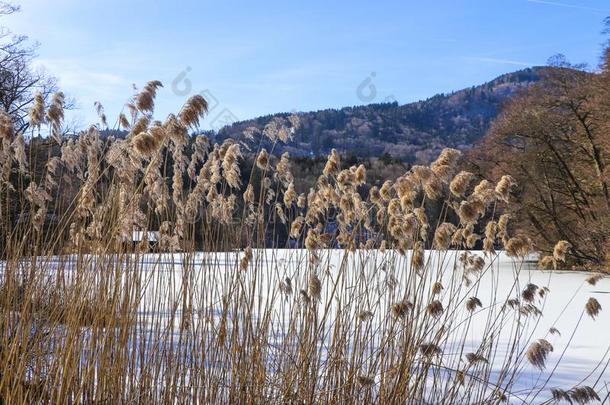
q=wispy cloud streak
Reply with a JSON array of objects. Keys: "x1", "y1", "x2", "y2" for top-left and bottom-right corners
[
  {"x1": 526, "y1": 0, "x2": 609, "y2": 12},
  {"x1": 466, "y1": 56, "x2": 534, "y2": 67}
]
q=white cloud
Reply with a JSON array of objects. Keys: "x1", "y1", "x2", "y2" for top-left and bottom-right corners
[
  {"x1": 30, "y1": 57, "x2": 133, "y2": 127},
  {"x1": 33, "y1": 58, "x2": 128, "y2": 93}
]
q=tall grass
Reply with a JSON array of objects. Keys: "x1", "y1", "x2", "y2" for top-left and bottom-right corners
[{"x1": 0, "y1": 83, "x2": 606, "y2": 404}]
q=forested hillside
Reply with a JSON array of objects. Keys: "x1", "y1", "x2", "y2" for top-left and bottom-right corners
[{"x1": 216, "y1": 67, "x2": 548, "y2": 163}]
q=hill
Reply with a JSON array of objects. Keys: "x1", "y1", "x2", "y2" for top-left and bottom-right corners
[{"x1": 215, "y1": 67, "x2": 550, "y2": 163}]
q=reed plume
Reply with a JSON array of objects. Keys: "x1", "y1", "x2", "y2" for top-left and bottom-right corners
[
  {"x1": 522, "y1": 283, "x2": 538, "y2": 303},
  {"x1": 538, "y1": 255, "x2": 555, "y2": 270},
  {"x1": 178, "y1": 95, "x2": 209, "y2": 128},
  {"x1": 466, "y1": 297, "x2": 482, "y2": 312},
  {"x1": 505, "y1": 235, "x2": 532, "y2": 257},
  {"x1": 119, "y1": 112, "x2": 130, "y2": 129},
  {"x1": 47, "y1": 92, "x2": 65, "y2": 143},
  {"x1": 585, "y1": 297, "x2": 601, "y2": 319},
  {"x1": 279, "y1": 277, "x2": 292, "y2": 295},
  {"x1": 419, "y1": 343, "x2": 443, "y2": 358},
  {"x1": 222, "y1": 143, "x2": 242, "y2": 188},
  {"x1": 449, "y1": 170, "x2": 474, "y2": 197},
  {"x1": 553, "y1": 386, "x2": 600, "y2": 404},
  {"x1": 275, "y1": 152, "x2": 293, "y2": 186},
  {"x1": 0, "y1": 111, "x2": 14, "y2": 141},
  {"x1": 256, "y1": 148, "x2": 269, "y2": 170},
  {"x1": 412, "y1": 241, "x2": 425, "y2": 271},
  {"x1": 427, "y1": 300, "x2": 444, "y2": 318},
  {"x1": 569, "y1": 386, "x2": 600, "y2": 404},
  {"x1": 495, "y1": 175, "x2": 516, "y2": 202},
  {"x1": 434, "y1": 222, "x2": 456, "y2": 250},
  {"x1": 323, "y1": 148, "x2": 340, "y2": 177},
  {"x1": 553, "y1": 240, "x2": 571, "y2": 263},
  {"x1": 391, "y1": 300, "x2": 413, "y2": 319},
  {"x1": 526, "y1": 339, "x2": 553, "y2": 370},
  {"x1": 135, "y1": 80, "x2": 163, "y2": 113},
  {"x1": 432, "y1": 282, "x2": 443, "y2": 295},
  {"x1": 29, "y1": 92, "x2": 45, "y2": 128},
  {"x1": 308, "y1": 273, "x2": 322, "y2": 301},
  {"x1": 586, "y1": 274, "x2": 603, "y2": 286},
  {"x1": 466, "y1": 353, "x2": 488, "y2": 364}
]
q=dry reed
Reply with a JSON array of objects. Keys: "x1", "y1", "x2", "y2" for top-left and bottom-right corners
[{"x1": 0, "y1": 82, "x2": 604, "y2": 404}]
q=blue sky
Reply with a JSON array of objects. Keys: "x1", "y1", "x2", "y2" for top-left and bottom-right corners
[{"x1": 5, "y1": 0, "x2": 610, "y2": 129}]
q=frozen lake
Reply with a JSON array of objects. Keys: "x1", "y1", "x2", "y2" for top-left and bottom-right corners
[
  {"x1": 3, "y1": 249, "x2": 609, "y2": 403},
  {"x1": 126, "y1": 249, "x2": 610, "y2": 403}
]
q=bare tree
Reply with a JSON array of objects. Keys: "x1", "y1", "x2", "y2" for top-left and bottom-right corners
[
  {"x1": 0, "y1": 1, "x2": 60, "y2": 133},
  {"x1": 470, "y1": 60, "x2": 610, "y2": 266}
]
